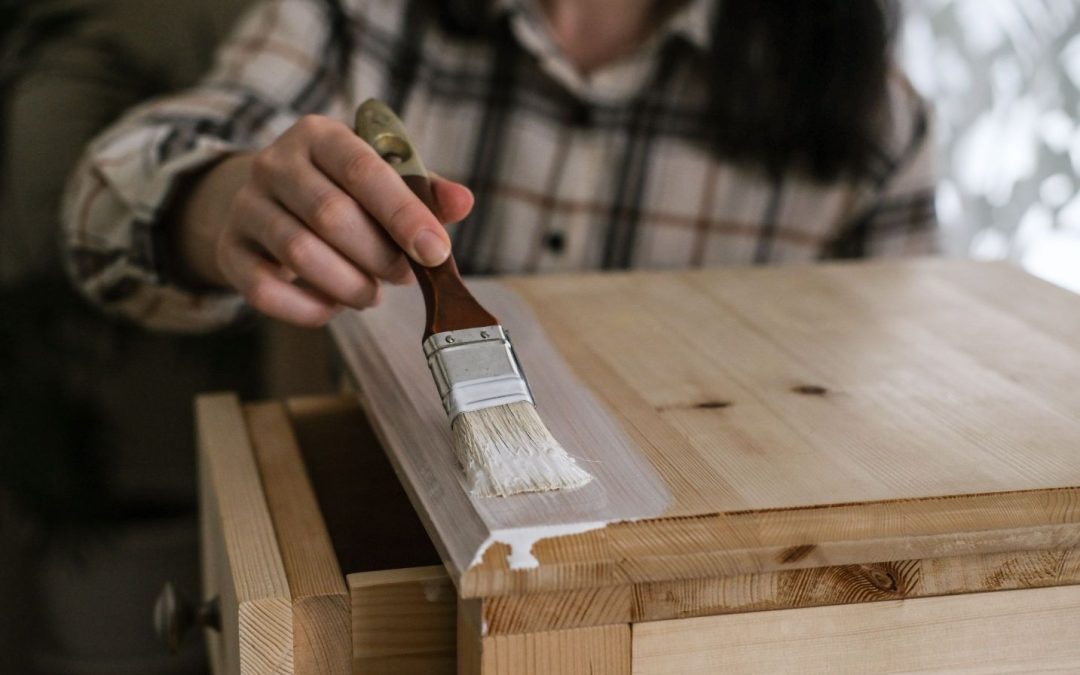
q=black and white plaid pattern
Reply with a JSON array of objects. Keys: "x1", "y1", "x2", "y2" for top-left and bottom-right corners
[{"x1": 61, "y1": 0, "x2": 939, "y2": 331}]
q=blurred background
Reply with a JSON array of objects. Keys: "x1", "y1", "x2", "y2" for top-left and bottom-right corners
[
  {"x1": 901, "y1": 0, "x2": 1080, "y2": 292},
  {"x1": 0, "y1": 1, "x2": 1077, "y2": 674}
]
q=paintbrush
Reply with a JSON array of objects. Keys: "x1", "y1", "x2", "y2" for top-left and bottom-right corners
[{"x1": 354, "y1": 99, "x2": 593, "y2": 498}]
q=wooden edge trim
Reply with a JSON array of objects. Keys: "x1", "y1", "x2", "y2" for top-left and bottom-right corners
[
  {"x1": 196, "y1": 392, "x2": 293, "y2": 673},
  {"x1": 246, "y1": 401, "x2": 351, "y2": 675},
  {"x1": 462, "y1": 508, "x2": 1080, "y2": 597},
  {"x1": 478, "y1": 547, "x2": 1080, "y2": 635},
  {"x1": 342, "y1": 548, "x2": 1080, "y2": 637},
  {"x1": 348, "y1": 565, "x2": 450, "y2": 589}
]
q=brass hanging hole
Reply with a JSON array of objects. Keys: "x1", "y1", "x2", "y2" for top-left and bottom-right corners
[{"x1": 373, "y1": 133, "x2": 412, "y2": 165}]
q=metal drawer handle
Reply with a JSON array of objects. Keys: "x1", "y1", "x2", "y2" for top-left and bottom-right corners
[{"x1": 153, "y1": 581, "x2": 221, "y2": 653}]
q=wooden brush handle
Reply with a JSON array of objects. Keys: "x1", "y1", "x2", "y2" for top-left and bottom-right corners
[
  {"x1": 354, "y1": 100, "x2": 496, "y2": 340},
  {"x1": 399, "y1": 176, "x2": 497, "y2": 338}
]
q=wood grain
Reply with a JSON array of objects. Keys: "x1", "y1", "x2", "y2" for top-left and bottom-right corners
[
  {"x1": 630, "y1": 547, "x2": 1080, "y2": 623},
  {"x1": 458, "y1": 599, "x2": 484, "y2": 675},
  {"x1": 482, "y1": 585, "x2": 632, "y2": 634},
  {"x1": 631, "y1": 584, "x2": 1080, "y2": 674},
  {"x1": 329, "y1": 260, "x2": 1080, "y2": 597},
  {"x1": 459, "y1": 599, "x2": 630, "y2": 675},
  {"x1": 478, "y1": 547, "x2": 1080, "y2": 634},
  {"x1": 245, "y1": 402, "x2": 350, "y2": 675},
  {"x1": 349, "y1": 566, "x2": 456, "y2": 675},
  {"x1": 478, "y1": 624, "x2": 630, "y2": 675},
  {"x1": 196, "y1": 393, "x2": 293, "y2": 674},
  {"x1": 510, "y1": 259, "x2": 1080, "y2": 510},
  {"x1": 332, "y1": 514, "x2": 1079, "y2": 636}
]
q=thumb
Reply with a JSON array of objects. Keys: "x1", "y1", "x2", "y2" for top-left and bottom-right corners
[{"x1": 429, "y1": 173, "x2": 475, "y2": 224}]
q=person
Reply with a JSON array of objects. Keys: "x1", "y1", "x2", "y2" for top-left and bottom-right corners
[{"x1": 61, "y1": 0, "x2": 937, "y2": 332}]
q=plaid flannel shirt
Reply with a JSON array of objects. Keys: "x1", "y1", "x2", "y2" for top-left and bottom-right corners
[{"x1": 61, "y1": 0, "x2": 939, "y2": 332}]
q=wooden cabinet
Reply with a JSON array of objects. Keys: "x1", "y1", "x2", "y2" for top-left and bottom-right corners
[{"x1": 199, "y1": 260, "x2": 1080, "y2": 674}]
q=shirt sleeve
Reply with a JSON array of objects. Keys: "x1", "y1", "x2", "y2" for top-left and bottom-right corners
[
  {"x1": 825, "y1": 74, "x2": 941, "y2": 259},
  {"x1": 60, "y1": 0, "x2": 346, "y2": 332}
]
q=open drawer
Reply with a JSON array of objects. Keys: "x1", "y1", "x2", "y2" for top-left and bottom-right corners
[{"x1": 197, "y1": 392, "x2": 455, "y2": 675}]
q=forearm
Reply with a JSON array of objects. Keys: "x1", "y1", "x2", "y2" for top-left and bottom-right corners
[{"x1": 58, "y1": 0, "x2": 340, "y2": 331}]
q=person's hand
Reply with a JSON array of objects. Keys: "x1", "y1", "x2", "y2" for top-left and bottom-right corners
[{"x1": 178, "y1": 114, "x2": 474, "y2": 327}]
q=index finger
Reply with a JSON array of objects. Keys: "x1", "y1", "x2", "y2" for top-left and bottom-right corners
[{"x1": 310, "y1": 128, "x2": 451, "y2": 267}]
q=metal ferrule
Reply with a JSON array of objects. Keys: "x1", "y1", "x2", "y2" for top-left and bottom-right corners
[{"x1": 422, "y1": 325, "x2": 535, "y2": 423}]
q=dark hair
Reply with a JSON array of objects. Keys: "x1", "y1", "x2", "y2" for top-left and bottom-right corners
[
  {"x1": 705, "y1": 1, "x2": 897, "y2": 180},
  {"x1": 428, "y1": 0, "x2": 898, "y2": 182}
]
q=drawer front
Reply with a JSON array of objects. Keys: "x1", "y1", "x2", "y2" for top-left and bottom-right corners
[
  {"x1": 197, "y1": 393, "x2": 293, "y2": 675},
  {"x1": 632, "y1": 584, "x2": 1080, "y2": 674}
]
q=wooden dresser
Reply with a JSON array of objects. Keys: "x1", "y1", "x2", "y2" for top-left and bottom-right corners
[{"x1": 198, "y1": 259, "x2": 1080, "y2": 673}]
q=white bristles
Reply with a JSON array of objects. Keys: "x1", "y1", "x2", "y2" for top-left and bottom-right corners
[{"x1": 452, "y1": 401, "x2": 594, "y2": 497}]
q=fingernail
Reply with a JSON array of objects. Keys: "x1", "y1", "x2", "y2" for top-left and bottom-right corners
[{"x1": 412, "y1": 230, "x2": 450, "y2": 267}]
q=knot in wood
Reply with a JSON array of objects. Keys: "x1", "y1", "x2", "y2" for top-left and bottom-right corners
[
  {"x1": 866, "y1": 567, "x2": 898, "y2": 592},
  {"x1": 694, "y1": 400, "x2": 732, "y2": 410}
]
